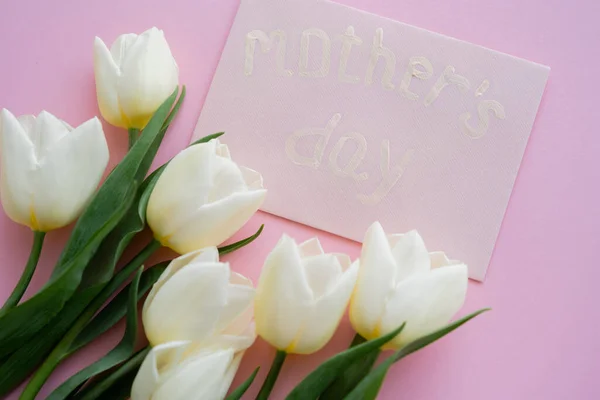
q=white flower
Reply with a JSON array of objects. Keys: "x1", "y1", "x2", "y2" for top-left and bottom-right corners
[
  {"x1": 147, "y1": 139, "x2": 266, "y2": 254},
  {"x1": 254, "y1": 235, "x2": 358, "y2": 354},
  {"x1": 131, "y1": 342, "x2": 242, "y2": 400},
  {"x1": 93, "y1": 27, "x2": 179, "y2": 129},
  {"x1": 350, "y1": 222, "x2": 468, "y2": 348},
  {"x1": 143, "y1": 247, "x2": 256, "y2": 351},
  {"x1": 0, "y1": 109, "x2": 108, "y2": 231}
]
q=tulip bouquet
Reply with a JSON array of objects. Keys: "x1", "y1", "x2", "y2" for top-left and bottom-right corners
[{"x1": 0, "y1": 26, "x2": 488, "y2": 400}]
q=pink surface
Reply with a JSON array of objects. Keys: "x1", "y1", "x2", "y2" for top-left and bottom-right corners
[
  {"x1": 0, "y1": 0, "x2": 598, "y2": 399},
  {"x1": 193, "y1": 0, "x2": 550, "y2": 281}
]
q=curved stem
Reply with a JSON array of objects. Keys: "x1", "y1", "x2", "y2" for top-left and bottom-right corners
[
  {"x1": 128, "y1": 128, "x2": 140, "y2": 149},
  {"x1": 0, "y1": 231, "x2": 46, "y2": 316},
  {"x1": 256, "y1": 350, "x2": 287, "y2": 400},
  {"x1": 19, "y1": 239, "x2": 161, "y2": 400}
]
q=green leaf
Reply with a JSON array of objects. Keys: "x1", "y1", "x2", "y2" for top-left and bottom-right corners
[
  {"x1": 219, "y1": 225, "x2": 265, "y2": 256},
  {"x1": 81, "y1": 367, "x2": 137, "y2": 400},
  {"x1": 285, "y1": 324, "x2": 406, "y2": 400},
  {"x1": 80, "y1": 87, "x2": 186, "y2": 289},
  {"x1": 46, "y1": 268, "x2": 144, "y2": 400},
  {"x1": 319, "y1": 334, "x2": 379, "y2": 400},
  {"x1": 79, "y1": 127, "x2": 222, "y2": 289},
  {"x1": 190, "y1": 131, "x2": 224, "y2": 146},
  {"x1": 0, "y1": 242, "x2": 160, "y2": 396},
  {"x1": 344, "y1": 309, "x2": 491, "y2": 400},
  {"x1": 226, "y1": 367, "x2": 260, "y2": 400},
  {"x1": 0, "y1": 89, "x2": 179, "y2": 356},
  {"x1": 54, "y1": 88, "x2": 179, "y2": 277},
  {"x1": 73, "y1": 347, "x2": 150, "y2": 400},
  {"x1": 69, "y1": 263, "x2": 168, "y2": 354},
  {"x1": 0, "y1": 183, "x2": 137, "y2": 359},
  {"x1": 0, "y1": 288, "x2": 100, "y2": 396}
]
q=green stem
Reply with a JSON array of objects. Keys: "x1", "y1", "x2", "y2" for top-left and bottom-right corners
[
  {"x1": 128, "y1": 128, "x2": 140, "y2": 149},
  {"x1": 19, "y1": 240, "x2": 161, "y2": 400},
  {"x1": 256, "y1": 350, "x2": 287, "y2": 400},
  {"x1": 0, "y1": 231, "x2": 46, "y2": 316}
]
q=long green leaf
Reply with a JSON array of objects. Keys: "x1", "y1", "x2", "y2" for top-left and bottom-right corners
[
  {"x1": 0, "y1": 89, "x2": 179, "y2": 356},
  {"x1": 285, "y1": 324, "x2": 405, "y2": 400},
  {"x1": 226, "y1": 367, "x2": 260, "y2": 400},
  {"x1": 344, "y1": 309, "x2": 491, "y2": 400},
  {"x1": 0, "y1": 242, "x2": 158, "y2": 396},
  {"x1": 190, "y1": 131, "x2": 224, "y2": 146},
  {"x1": 74, "y1": 347, "x2": 150, "y2": 400},
  {"x1": 0, "y1": 288, "x2": 99, "y2": 396},
  {"x1": 320, "y1": 334, "x2": 378, "y2": 400},
  {"x1": 219, "y1": 225, "x2": 265, "y2": 256},
  {"x1": 80, "y1": 87, "x2": 187, "y2": 289},
  {"x1": 69, "y1": 263, "x2": 167, "y2": 354},
  {"x1": 82, "y1": 367, "x2": 137, "y2": 400},
  {"x1": 46, "y1": 268, "x2": 144, "y2": 400},
  {"x1": 0, "y1": 183, "x2": 137, "y2": 358}
]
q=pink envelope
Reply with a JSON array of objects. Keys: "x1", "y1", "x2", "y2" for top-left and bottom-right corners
[{"x1": 192, "y1": 0, "x2": 549, "y2": 280}]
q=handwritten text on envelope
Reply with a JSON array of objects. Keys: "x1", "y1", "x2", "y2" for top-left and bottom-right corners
[{"x1": 193, "y1": 0, "x2": 550, "y2": 280}]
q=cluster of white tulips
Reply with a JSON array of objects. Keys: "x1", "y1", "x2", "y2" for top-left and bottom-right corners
[
  {"x1": 0, "y1": 26, "x2": 486, "y2": 400},
  {"x1": 128, "y1": 220, "x2": 471, "y2": 400}
]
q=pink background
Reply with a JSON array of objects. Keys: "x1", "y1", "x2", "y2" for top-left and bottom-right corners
[{"x1": 0, "y1": 0, "x2": 598, "y2": 399}]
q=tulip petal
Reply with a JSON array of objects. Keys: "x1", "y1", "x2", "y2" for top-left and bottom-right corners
[
  {"x1": 94, "y1": 37, "x2": 125, "y2": 128},
  {"x1": 215, "y1": 142, "x2": 231, "y2": 159},
  {"x1": 118, "y1": 27, "x2": 179, "y2": 129},
  {"x1": 131, "y1": 341, "x2": 191, "y2": 400},
  {"x1": 350, "y1": 222, "x2": 398, "y2": 338},
  {"x1": 291, "y1": 259, "x2": 359, "y2": 354},
  {"x1": 219, "y1": 352, "x2": 244, "y2": 399},
  {"x1": 302, "y1": 254, "x2": 342, "y2": 299},
  {"x1": 207, "y1": 155, "x2": 250, "y2": 203},
  {"x1": 164, "y1": 189, "x2": 267, "y2": 254},
  {"x1": 15, "y1": 114, "x2": 37, "y2": 137},
  {"x1": 212, "y1": 321, "x2": 256, "y2": 351},
  {"x1": 143, "y1": 248, "x2": 219, "y2": 318},
  {"x1": 152, "y1": 349, "x2": 235, "y2": 400},
  {"x1": 389, "y1": 230, "x2": 431, "y2": 280},
  {"x1": 429, "y1": 251, "x2": 461, "y2": 269},
  {"x1": 214, "y1": 277, "x2": 255, "y2": 335},
  {"x1": 298, "y1": 238, "x2": 325, "y2": 257},
  {"x1": 239, "y1": 166, "x2": 264, "y2": 190},
  {"x1": 0, "y1": 109, "x2": 36, "y2": 227},
  {"x1": 147, "y1": 143, "x2": 214, "y2": 244},
  {"x1": 110, "y1": 33, "x2": 138, "y2": 67},
  {"x1": 32, "y1": 117, "x2": 108, "y2": 231},
  {"x1": 379, "y1": 264, "x2": 468, "y2": 348},
  {"x1": 255, "y1": 235, "x2": 313, "y2": 351},
  {"x1": 143, "y1": 262, "x2": 229, "y2": 346},
  {"x1": 33, "y1": 111, "x2": 72, "y2": 156}
]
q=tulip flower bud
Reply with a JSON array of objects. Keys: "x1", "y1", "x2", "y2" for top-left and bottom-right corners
[
  {"x1": 147, "y1": 139, "x2": 266, "y2": 254},
  {"x1": 93, "y1": 27, "x2": 179, "y2": 129},
  {"x1": 131, "y1": 342, "x2": 242, "y2": 400},
  {"x1": 254, "y1": 235, "x2": 358, "y2": 354},
  {"x1": 143, "y1": 247, "x2": 256, "y2": 351},
  {"x1": 350, "y1": 222, "x2": 468, "y2": 348},
  {"x1": 0, "y1": 109, "x2": 109, "y2": 231}
]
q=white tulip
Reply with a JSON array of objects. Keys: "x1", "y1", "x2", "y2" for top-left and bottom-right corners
[
  {"x1": 94, "y1": 27, "x2": 179, "y2": 129},
  {"x1": 254, "y1": 235, "x2": 358, "y2": 354},
  {"x1": 350, "y1": 222, "x2": 468, "y2": 349},
  {"x1": 131, "y1": 342, "x2": 242, "y2": 400},
  {"x1": 0, "y1": 109, "x2": 108, "y2": 231},
  {"x1": 143, "y1": 247, "x2": 256, "y2": 351},
  {"x1": 147, "y1": 139, "x2": 266, "y2": 254}
]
